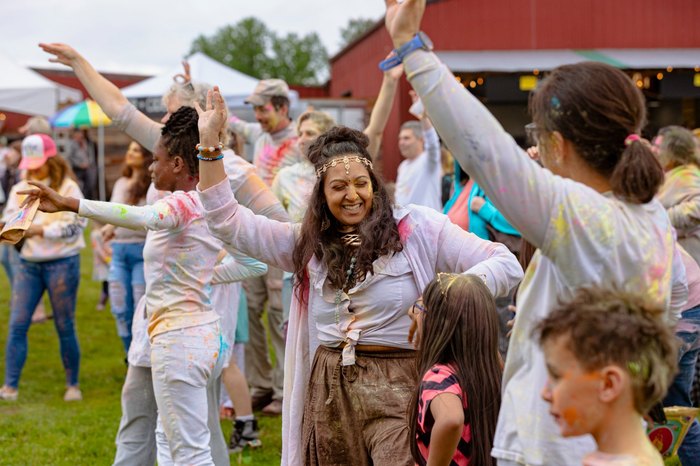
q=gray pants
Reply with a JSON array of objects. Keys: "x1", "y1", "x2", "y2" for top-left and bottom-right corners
[
  {"x1": 113, "y1": 365, "x2": 228, "y2": 466},
  {"x1": 244, "y1": 269, "x2": 285, "y2": 400}
]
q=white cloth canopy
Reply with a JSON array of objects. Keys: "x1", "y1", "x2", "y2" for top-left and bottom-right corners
[
  {"x1": 122, "y1": 52, "x2": 297, "y2": 108},
  {"x1": 436, "y1": 48, "x2": 700, "y2": 72},
  {"x1": 0, "y1": 53, "x2": 82, "y2": 116}
]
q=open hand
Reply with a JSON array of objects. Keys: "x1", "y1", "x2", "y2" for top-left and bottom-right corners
[
  {"x1": 39, "y1": 43, "x2": 81, "y2": 67},
  {"x1": 18, "y1": 181, "x2": 79, "y2": 213},
  {"x1": 173, "y1": 60, "x2": 192, "y2": 84},
  {"x1": 194, "y1": 86, "x2": 228, "y2": 146},
  {"x1": 385, "y1": 0, "x2": 426, "y2": 49}
]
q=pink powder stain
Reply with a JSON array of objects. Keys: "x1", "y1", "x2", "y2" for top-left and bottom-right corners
[
  {"x1": 168, "y1": 193, "x2": 201, "y2": 226},
  {"x1": 398, "y1": 218, "x2": 414, "y2": 243}
]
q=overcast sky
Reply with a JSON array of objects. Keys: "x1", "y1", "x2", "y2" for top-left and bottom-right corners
[{"x1": 2, "y1": 0, "x2": 387, "y2": 75}]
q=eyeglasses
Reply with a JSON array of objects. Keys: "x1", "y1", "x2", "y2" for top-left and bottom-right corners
[{"x1": 525, "y1": 123, "x2": 542, "y2": 146}]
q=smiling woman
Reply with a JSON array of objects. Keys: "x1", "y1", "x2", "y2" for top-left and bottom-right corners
[{"x1": 194, "y1": 88, "x2": 523, "y2": 465}]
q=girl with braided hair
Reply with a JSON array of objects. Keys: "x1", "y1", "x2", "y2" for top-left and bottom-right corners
[
  {"x1": 20, "y1": 106, "x2": 266, "y2": 465},
  {"x1": 196, "y1": 87, "x2": 522, "y2": 465}
]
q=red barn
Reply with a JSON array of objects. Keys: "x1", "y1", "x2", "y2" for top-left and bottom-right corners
[{"x1": 329, "y1": 0, "x2": 700, "y2": 180}]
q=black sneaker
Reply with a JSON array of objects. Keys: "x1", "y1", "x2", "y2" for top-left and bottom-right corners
[{"x1": 229, "y1": 418, "x2": 262, "y2": 453}]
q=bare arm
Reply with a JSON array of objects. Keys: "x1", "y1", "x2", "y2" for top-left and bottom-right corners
[
  {"x1": 426, "y1": 393, "x2": 464, "y2": 466},
  {"x1": 364, "y1": 62, "x2": 403, "y2": 160},
  {"x1": 39, "y1": 43, "x2": 128, "y2": 118}
]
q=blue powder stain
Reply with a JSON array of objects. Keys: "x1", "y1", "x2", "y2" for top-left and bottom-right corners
[{"x1": 551, "y1": 96, "x2": 561, "y2": 108}]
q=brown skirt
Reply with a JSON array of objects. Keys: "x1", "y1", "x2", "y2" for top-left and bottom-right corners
[{"x1": 301, "y1": 345, "x2": 418, "y2": 466}]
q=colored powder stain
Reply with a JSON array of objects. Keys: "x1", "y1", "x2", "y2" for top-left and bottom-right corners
[
  {"x1": 562, "y1": 407, "x2": 579, "y2": 426},
  {"x1": 551, "y1": 96, "x2": 561, "y2": 108},
  {"x1": 117, "y1": 206, "x2": 128, "y2": 219}
]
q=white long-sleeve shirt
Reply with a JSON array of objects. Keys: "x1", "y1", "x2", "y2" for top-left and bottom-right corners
[
  {"x1": 80, "y1": 192, "x2": 222, "y2": 338},
  {"x1": 395, "y1": 125, "x2": 442, "y2": 210},
  {"x1": 405, "y1": 50, "x2": 686, "y2": 466}
]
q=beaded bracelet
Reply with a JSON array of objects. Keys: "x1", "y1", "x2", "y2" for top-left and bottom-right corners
[
  {"x1": 196, "y1": 143, "x2": 224, "y2": 154},
  {"x1": 197, "y1": 153, "x2": 224, "y2": 161}
]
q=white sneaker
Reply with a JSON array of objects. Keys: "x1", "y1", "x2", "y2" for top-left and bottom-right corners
[
  {"x1": 0, "y1": 386, "x2": 18, "y2": 401},
  {"x1": 64, "y1": 386, "x2": 82, "y2": 402}
]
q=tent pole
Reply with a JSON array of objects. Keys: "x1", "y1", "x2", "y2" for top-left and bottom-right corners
[{"x1": 98, "y1": 123, "x2": 106, "y2": 201}]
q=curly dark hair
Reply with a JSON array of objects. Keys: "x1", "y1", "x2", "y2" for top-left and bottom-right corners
[
  {"x1": 161, "y1": 106, "x2": 199, "y2": 177},
  {"x1": 292, "y1": 126, "x2": 402, "y2": 295},
  {"x1": 121, "y1": 142, "x2": 153, "y2": 205}
]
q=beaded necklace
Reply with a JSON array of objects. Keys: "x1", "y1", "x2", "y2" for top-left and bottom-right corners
[{"x1": 334, "y1": 230, "x2": 361, "y2": 326}]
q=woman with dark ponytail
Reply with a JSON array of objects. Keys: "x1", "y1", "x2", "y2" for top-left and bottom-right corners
[
  {"x1": 196, "y1": 87, "x2": 522, "y2": 465},
  {"x1": 384, "y1": 2, "x2": 687, "y2": 465}
]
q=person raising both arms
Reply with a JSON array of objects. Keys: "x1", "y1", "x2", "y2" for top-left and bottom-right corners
[
  {"x1": 194, "y1": 86, "x2": 522, "y2": 465},
  {"x1": 382, "y1": 1, "x2": 687, "y2": 465}
]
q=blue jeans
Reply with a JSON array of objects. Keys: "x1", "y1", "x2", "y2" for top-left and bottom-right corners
[
  {"x1": 4, "y1": 255, "x2": 81, "y2": 389},
  {"x1": 108, "y1": 242, "x2": 145, "y2": 353},
  {"x1": 0, "y1": 243, "x2": 20, "y2": 289},
  {"x1": 663, "y1": 305, "x2": 700, "y2": 465}
]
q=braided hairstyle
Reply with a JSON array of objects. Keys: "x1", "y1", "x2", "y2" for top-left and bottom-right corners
[
  {"x1": 161, "y1": 106, "x2": 199, "y2": 177},
  {"x1": 292, "y1": 126, "x2": 402, "y2": 294}
]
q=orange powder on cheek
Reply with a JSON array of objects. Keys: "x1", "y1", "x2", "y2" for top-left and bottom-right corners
[{"x1": 562, "y1": 407, "x2": 580, "y2": 426}]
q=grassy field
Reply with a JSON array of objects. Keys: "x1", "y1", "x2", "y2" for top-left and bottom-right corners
[
  {"x1": 0, "y1": 232, "x2": 282, "y2": 465},
  {"x1": 0, "y1": 232, "x2": 685, "y2": 465}
]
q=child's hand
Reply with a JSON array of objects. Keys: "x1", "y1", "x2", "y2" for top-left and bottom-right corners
[{"x1": 408, "y1": 297, "x2": 425, "y2": 349}]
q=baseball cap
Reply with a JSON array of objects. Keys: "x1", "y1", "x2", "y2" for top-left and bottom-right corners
[
  {"x1": 244, "y1": 79, "x2": 290, "y2": 106},
  {"x1": 19, "y1": 134, "x2": 57, "y2": 170}
]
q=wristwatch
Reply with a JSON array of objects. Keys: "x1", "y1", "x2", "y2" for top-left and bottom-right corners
[{"x1": 378, "y1": 32, "x2": 434, "y2": 71}]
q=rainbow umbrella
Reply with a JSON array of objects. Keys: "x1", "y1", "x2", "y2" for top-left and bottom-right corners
[
  {"x1": 50, "y1": 99, "x2": 111, "y2": 128},
  {"x1": 50, "y1": 99, "x2": 111, "y2": 200}
]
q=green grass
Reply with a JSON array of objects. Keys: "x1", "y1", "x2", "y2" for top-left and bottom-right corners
[
  {"x1": 0, "y1": 232, "x2": 685, "y2": 465},
  {"x1": 0, "y1": 231, "x2": 282, "y2": 465}
]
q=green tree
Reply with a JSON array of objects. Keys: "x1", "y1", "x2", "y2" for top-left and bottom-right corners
[
  {"x1": 190, "y1": 16, "x2": 328, "y2": 85},
  {"x1": 339, "y1": 18, "x2": 377, "y2": 48},
  {"x1": 269, "y1": 32, "x2": 329, "y2": 85}
]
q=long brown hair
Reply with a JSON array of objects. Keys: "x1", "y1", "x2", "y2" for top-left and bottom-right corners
[
  {"x1": 409, "y1": 274, "x2": 502, "y2": 466},
  {"x1": 121, "y1": 142, "x2": 153, "y2": 205},
  {"x1": 530, "y1": 61, "x2": 663, "y2": 204},
  {"x1": 292, "y1": 127, "x2": 402, "y2": 295},
  {"x1": 45, "y1": 155, "x2": 76, "y2": 191}
]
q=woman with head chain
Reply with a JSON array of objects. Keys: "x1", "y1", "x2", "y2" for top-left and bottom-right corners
[{"x1": 195, "y1": 87, "x2": 522, "y2": 465}]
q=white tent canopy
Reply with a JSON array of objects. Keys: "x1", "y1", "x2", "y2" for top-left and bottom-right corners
[
  {"x1": 122, "y1": 52, "x2": 297, "y2": 109},
  {"x1": 0, "y1": 52, "x2": 82, "y2": 116}
]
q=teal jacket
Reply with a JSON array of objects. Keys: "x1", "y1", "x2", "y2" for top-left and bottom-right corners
[{"x1": 467, "y1": 183, "x2": 521, "y2": 240}]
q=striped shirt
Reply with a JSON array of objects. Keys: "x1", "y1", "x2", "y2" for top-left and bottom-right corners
[{"x1": 416, "y1": 364, "x2": 471, "y2": 466}]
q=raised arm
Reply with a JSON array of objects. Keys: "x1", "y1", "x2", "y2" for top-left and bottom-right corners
[
  {"x1": 384, "y1": 0, "x2": 585, "y2": 249},
  {"x1": 364, "y1": 61, "x2": 403, "y2": 160},
  {"x1": 40, "y1": 43, "x2": 128, "y2": 119},
  {"x1": 40, "y1": 43, "x2": 162, "y2": 151},
  {"x1": 196, "y1": 87, "x2": 296, "y2": 270}
]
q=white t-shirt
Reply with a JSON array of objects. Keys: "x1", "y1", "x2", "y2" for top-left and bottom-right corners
[{"x1": 394, "y1": 126, "x2": 442, "y2": 210}]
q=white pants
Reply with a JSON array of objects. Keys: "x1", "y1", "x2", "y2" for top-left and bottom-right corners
[{"x1": 151, "y1": 322, "x2": 224, "y2": 466}]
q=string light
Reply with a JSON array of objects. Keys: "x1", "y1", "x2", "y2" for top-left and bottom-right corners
[
  {"x1": 657, "y1": 72, "x2": 664, "y2": 80},
  {"x1": 477, "y1": 77, "x2": 484, "y2": 85}
]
